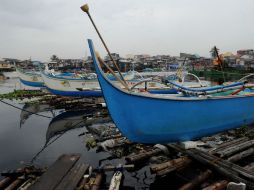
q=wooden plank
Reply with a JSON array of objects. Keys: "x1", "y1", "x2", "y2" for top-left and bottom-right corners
[
  {"x1": 29, "y1": 154, "x2": 80, "y2": 190},
  {"x1": 55, "y1": 163, "x2": 89, "y2": 190}
]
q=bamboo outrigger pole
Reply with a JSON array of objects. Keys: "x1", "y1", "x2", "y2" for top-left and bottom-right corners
[{"x1": 80, "y1": 4, "x2": 130, "y2": 90}]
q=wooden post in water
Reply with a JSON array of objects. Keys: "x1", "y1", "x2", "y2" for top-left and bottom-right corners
[
  {"x1": 125, "y1": 148, "x2": 162, "y2": 163},
  {"x1": 5, "y1": 177, "x2": 25, "y2": 190},
  {"x1": 150, "y1": 157, "x2": 192, "y2": 176},
  {"x1": 202, "y1": 180, "x2": 228, "y2": 190},
  {"x1": 90, "y1": 173, "x2": 103, "y2": 190},
  {"x1": 178, "y1": 169, "x2": 212, "y2": 190},
  {"x1": 0, "y1": 177, "x2": 12, "y2": 189}
]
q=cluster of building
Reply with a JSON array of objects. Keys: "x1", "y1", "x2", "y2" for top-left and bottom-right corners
[
  {"x1": 219, "y1": 49, "x2": 254, "y2": 70},
  {"x1": 1, "y1": 49, "x2": 254, "y2": 73},
  {"x1": 0, "y1": 58, "x2": 17, "y2": 72}
]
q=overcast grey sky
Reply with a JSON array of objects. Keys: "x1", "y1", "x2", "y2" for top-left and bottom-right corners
[{"x1": 1, "y1": 0, "x2": 254, "y2": 61}]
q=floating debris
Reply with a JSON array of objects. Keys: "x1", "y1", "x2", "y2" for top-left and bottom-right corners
[
  {"x1": 0, "y1": 166, "x2": 45, "y2": 190},
  {"x1": 0, "y1": 89, "x2": 49, "y2": 100}
]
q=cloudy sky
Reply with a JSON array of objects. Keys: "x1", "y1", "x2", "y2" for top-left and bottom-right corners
[{"x1": 1, "y1": 0, "x2": 254, "y2": 61}]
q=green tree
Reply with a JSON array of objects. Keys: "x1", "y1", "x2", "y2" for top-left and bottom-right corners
[{"x1": 50, "y1": 55, "x2": 59, "y2": 62}]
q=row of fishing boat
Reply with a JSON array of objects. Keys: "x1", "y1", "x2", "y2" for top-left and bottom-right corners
[{"x1": 16, "y1": 62, "x2": 186, "y2": 97}]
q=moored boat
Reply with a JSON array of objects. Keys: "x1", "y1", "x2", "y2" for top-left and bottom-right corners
[
  {"x1": 88, "y1": 39, "x2": 254, "y2": 143},
  {"x1": 41, "y1": 68, "x2": 179, "y2": 97},
  {"x1": 16, "y1": 66, "x2": 45, "y2": 88},
  {"x1": 41, "y1": 70, "x2": 102, "y2": 97}
]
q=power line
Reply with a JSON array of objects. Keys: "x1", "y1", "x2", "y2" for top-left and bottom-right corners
[
  {"x1": 0, "y1": 99, "x2": 52, "y2": 119},
  {"x1": 0, "y1": 99, "x2": 101, "y2": 121}
]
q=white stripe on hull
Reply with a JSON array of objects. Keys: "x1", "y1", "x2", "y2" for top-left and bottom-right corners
[
  {"x1": 41, "y1": 73, "x2": 100, "y2": 92},
  {"x1": 17, "y1": 69, "x2": 44, "y2": 83}
]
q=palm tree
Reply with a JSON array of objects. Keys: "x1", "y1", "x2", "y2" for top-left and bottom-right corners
[
  {"x1": 50, "y1": 55, "x2": 59, "y2": 62},
  {"x1": 210, "y1": 46, "x2": 219, "y2": 59}
]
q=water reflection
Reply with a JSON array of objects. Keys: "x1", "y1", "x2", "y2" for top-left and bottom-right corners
[
  {"x1": 46, "y1": 109, "x2": 110, "y2": 143},
  {"x1": 31, "y1": 109, "x2": 111, "y2": 163},
  {"x1": 20, "y1": 103, "x2": 53, "y2": 127}
]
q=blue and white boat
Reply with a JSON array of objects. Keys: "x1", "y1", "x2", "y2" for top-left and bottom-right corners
[
  {"x1": 88, "y1": 39, "x2": 254, "y2": 143},
  {"x1": 41, "y1": 68, "x2": 179, "y2": 97},
  {"x1": 16, "y1": 66, "x2": 45, "y2": 88},
  {"x1": 41, "y1": 70, "x2": 102, "y2": 97}
]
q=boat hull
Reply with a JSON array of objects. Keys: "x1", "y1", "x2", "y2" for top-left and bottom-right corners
[
  {"x1": 20, "y1": 79, "x2": 44, "y2": 87},
  {"x1": 42, "y1": 71, "x2": 178, "y2": 97},
  {"x1": 46, "y1": 87, "x2": 102, "y2": 97},
  {"x1": 88, "y1": 39, "x2": 254, "y2": 143},
  {"x1": 41, "y1": 71, "x2": 101, "y2": 97},
  {"x1": 16, "y1": 68, "x2": 45, "y2": 87}
]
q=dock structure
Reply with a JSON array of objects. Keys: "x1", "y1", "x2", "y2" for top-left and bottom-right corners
[
  {"x1": 0, "y1": 154, "x2": 89, "y2": 190},
  {"x1": 29, "y1": 154, "x2": 88, "y2": 190},
  {"x1": 2, "y1": 126, "x2": 254, "y2": 189}
]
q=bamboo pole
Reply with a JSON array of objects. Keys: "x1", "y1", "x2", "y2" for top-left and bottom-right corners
[
  {"x1": 90, "y1": 173, "x2": 103, "y2": 190},
  {"x1": 0, "y1": 177, "x2": 12, "y2": 189},
  {"x1": 216, "y1": 140, "x2": 254, "y2": 158},
  {"x1": 178, "y1": 170, "x2": 212, "y2": 190},
  {"x1": 80, "y1": 4, "x2": 129, "y2": 90},
  {"x1": 151, "y1": 157, "x2": 190, "y2": 173},
  {"x1": 227, "y1": 147, "x2": 254, "y2": 162},
  {"x1": 5, "y1": 177, "x2": 24, "y2": 190},
  {"x1": 125, "y1": 148, "x2": 162, "y2": 163},
  {"x1": 244, "y1": 163, "x2": 254, "y2": 172},
  {"x1": 168, "y1": 144, "x2": 254, "y2": 188},
  {"x1": 202, "y1": 180, "x2": 228, "y2": 190},
  {"x1": 97, "y1": 55, "x2": 129, "y2": 90},
  {"x1": 151, "y1": 157, "x2": 192, "y2": 176},
  {"x1": 209, "y1": 137, "x2": 248, "y2": 154}
]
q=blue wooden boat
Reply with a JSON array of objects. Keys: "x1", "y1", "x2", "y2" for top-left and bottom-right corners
[
  {"x1": 41, "y1": 70, "x2": 102, "y2": 97},
  {"x1": 41, "y1": 68, "x2": 178, "y2": 97},
  {"x1": 88, "y1": 39, "x2": 254, "y2": 143},
  {"x1": 16, "y1": 66, "x2": 45, "y2": 88}
]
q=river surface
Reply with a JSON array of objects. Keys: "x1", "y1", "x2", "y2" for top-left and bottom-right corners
[{"x1": 0, "y1": 77, "x2": 168, "y2": 189}]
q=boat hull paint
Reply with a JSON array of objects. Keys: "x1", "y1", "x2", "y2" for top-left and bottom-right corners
[
  {"x1": 20, "y1": 79, "x2": 44, "y2": 87},
  {"x1": 88, "y1": 39, "x2": 254, "y2": 143},
  {"x1": 46, "y1": 87, "x2": 176, "y2": 97},
  {"x1": 46, "y1": 87, "x2": 102, "y2": 97},
  {"x1": 16, "y1": 67, "x2": 45, "y2": 88},
  {"x1": 41, "y1": 71, "x2": 101, "y2": 97},
  {"x1": 42, "y1": 71, "x2": 177, "y2": 97}
]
